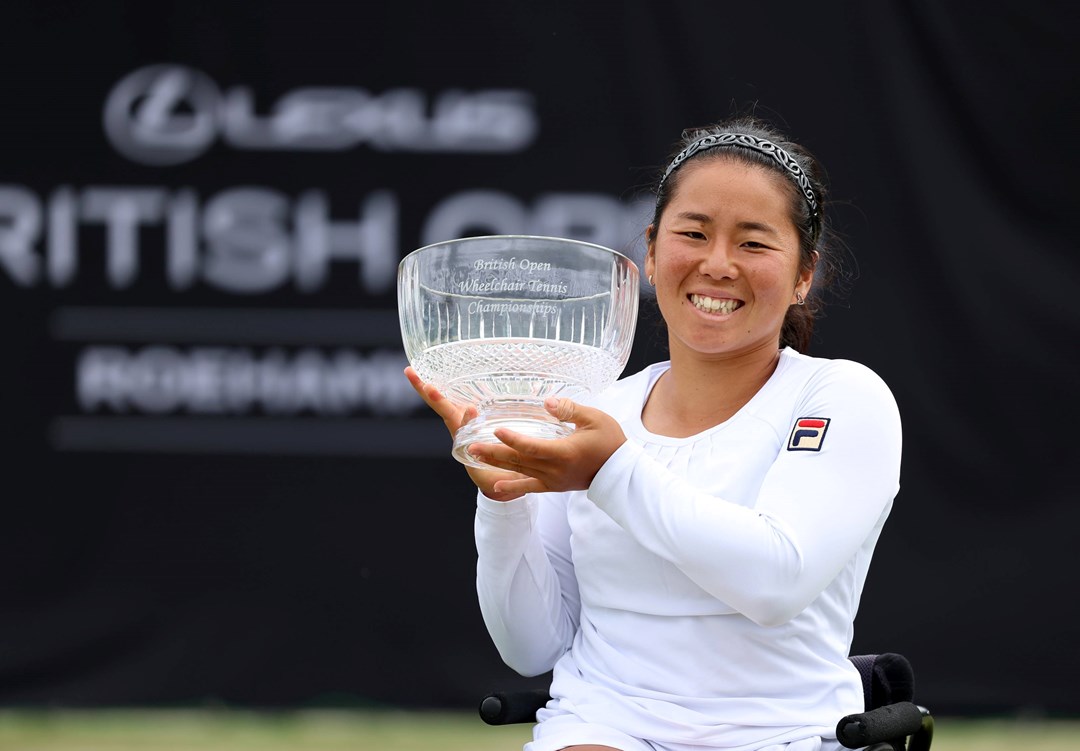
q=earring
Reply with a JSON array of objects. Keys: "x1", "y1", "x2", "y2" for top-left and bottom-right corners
[
  {"x1": 795, "y1": 292, "x2": 805, "y2": 306},
  {"x1": 648, "y1": 274, "x2": 654, "y2": 286}
]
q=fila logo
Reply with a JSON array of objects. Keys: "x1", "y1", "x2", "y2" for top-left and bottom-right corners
[{"x1": 787, "y1": 417, "x2": 831, "y2": 452}]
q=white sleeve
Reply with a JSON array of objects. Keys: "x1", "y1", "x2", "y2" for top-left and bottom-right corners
[
  {"x1": 474, "y1": 490, "x2": 581, "y2": 677},
  {"x1": 586, "y1": 361, "x2": 902, "y2": 627}
]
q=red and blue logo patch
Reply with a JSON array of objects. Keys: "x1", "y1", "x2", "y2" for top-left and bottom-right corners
[{"x1": 787, "y1": 417, "x2": 831, "y2": 451}]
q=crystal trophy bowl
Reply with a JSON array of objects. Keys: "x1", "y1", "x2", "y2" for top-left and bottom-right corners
[{"x1": 398, "y1": 235, "x2": 639, "y2": 468}]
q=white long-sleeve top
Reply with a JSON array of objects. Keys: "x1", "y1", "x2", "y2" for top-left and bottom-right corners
[{"x1": 475, "y1": 348, "x2": 902, "y2": 750}]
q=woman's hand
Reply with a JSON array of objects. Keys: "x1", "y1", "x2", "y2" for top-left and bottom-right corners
[
  {"x1": 467, "y1": 397, "x2": 627, "y2": 496},
  {"x1": 404, "y1": 366, "x2": 530, "y2": 502}
]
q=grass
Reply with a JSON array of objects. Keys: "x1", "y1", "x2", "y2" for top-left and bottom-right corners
[
  {"x1": 0, "y1": 709, "x2": 1076, "y2": 750},
  {"x1": 0, "y1": 710, "x2": 529, "y2": 751}
]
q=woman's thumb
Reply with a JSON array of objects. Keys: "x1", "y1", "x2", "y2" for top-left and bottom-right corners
[{"x1": 545, "y1": 397, "x2": 586, "y2": 425}]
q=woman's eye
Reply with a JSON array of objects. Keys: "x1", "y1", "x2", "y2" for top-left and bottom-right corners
[
  {"x1": 680, "y1": 231, "x2": 706, "y2": 240},
  {"x1": 742, "y1": 241, "x2": 769, "y2": 250}
]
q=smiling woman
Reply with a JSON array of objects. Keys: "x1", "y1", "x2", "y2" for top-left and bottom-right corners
[
  {"x1": 648, "y1": 120, "x2": 837, "y2": 356},
  {"x1": 405, "y1": 114, "x2": 903, "y2": 751},
  {"x1": 645, "y1": 160, "x2": 811, "y2": 364}
]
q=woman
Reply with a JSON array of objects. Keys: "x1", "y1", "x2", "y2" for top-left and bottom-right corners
[{"x1": 406, "y1": 116, "x2": 902, "y2": 751}]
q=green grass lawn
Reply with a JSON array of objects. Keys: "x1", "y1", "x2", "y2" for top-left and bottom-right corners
[{"x1": 0, "y1": 710, "x2": 1076, "y2": 750}]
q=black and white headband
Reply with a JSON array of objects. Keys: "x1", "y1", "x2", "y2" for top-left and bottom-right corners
[{"x1": 658, "y1": 132, "x2": 821, "y2": 239}]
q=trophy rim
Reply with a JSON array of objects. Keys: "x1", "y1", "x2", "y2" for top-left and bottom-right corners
[{"x1": 398, "y1": 234, "x2": 636, "y2": 268}]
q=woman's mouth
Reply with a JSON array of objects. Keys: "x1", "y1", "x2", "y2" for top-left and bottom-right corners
[{"x1": 690, "y1": 293, "x2": 742, "y2": 315}]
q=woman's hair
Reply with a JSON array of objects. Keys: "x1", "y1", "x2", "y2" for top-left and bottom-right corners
[{"x1": 647, "y1": 115, "x2": 840, "y2": 353}]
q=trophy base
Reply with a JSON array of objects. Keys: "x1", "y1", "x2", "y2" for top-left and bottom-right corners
[{"x1": 453, "y1": 399, "x2": 573, "y2": 469}]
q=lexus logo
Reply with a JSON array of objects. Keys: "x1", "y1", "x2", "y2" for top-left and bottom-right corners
[
  {"x1": 103, "y1": 64, "x2": 221, "y2": 166},
  {"x1": 103, "y1": 64, "x2": 539, "y2": 166}
]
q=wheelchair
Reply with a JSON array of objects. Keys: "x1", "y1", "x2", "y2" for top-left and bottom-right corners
[{"x1": 479, "y1": 652, "x2": 934, "y2": 751}]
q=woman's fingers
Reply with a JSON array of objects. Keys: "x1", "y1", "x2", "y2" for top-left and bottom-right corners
[
  {"x1": 467, "y1": 441, "x2": 525, "y2": 473},
  {"x1": 405, "y1": 366, "x2": 543, "y2": 502},
  {"x1": 476, "y1": 399, "x2": 626, "y2": 493},
  {"x1": 405, "y1": 376, "x2": 620, "y2": 494},
  {"x1": 405, "y1": 366, "x2": 448, "y2": 409},
  {"x1": 465, "y1": 465, "x2": 534, "y2": 502},
  {"x1": 404, "y1": 366, "x2": 438, "y2": 407},
  {"x1": 404, "y1": 366, "x2": 423, "y2": 389},
  {"x1": 491, "y1": 476, "x2": 546, "y2": 496},
  {"x1": 491, "y1": 427, "x2": 547, "y2": 456},
  {"x1": 544, "y1": 397, "x2": 602, "y2": 428},
  {"x1": 468, "y1": 432, "x2": 566, "y2": 494},
  {"x1": 404, "y1": 367, "x2": 468, "y2": 434},
  {"x1": 544, "y1": 396, "x2": 576, "y2": 423}
]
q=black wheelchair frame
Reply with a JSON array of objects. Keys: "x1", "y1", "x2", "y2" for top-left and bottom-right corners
[{"x1": 479, "y1": 652, "x2": 934, "y2": 751}]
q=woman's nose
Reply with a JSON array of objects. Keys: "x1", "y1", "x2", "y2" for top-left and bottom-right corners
[{"x1": 699, "y1": 243, "x2": 738, "y2": 278}]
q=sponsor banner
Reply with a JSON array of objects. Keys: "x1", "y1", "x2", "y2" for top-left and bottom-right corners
[{"x1": 1, "y1": 65, "x2": 651, "y2": 456}]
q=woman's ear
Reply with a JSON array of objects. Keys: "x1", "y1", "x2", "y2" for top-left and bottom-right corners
[
  {"x1": 794, "y1": 250, "x2": 818, "y2": 301},
  {"x1": 644, "y1": 226, "x2": 656, "y2": 281}
]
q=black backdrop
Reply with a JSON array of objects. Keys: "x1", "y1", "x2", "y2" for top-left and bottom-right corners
[{"x1": 1, "y1": 1, "x2": 1077, "y2": 715}]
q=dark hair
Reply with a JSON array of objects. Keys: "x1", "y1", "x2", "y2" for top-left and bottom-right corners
[{"x1": 647, "y1": 116, "x2": 839, "y2": 353}]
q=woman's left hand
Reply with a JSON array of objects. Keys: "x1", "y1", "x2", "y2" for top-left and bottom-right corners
[{"x1": 468, "y1": 397, "x2": 627, "y2": 496}]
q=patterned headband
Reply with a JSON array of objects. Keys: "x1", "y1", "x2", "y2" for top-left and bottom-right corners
[{"x1": 658, "y1": 132, "x2": 820, "y2": 237}]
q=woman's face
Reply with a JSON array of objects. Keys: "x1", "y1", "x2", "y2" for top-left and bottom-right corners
[{"x1": 645, "y1": 157, "x2": 813, "y2": 361}]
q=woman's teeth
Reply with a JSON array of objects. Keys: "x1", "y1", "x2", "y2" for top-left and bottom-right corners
[{"x1": 691, "y1": 294, "x2": 739, "y2": 314}]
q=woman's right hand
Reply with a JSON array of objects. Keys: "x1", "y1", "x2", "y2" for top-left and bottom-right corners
[{"x1": 404, "y1": 366, "x2": 529, "y2": 502}]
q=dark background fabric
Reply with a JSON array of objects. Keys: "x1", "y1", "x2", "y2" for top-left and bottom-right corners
[{"x1": 1, "y1": 1, "x2": 1076, "y2": 714}]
